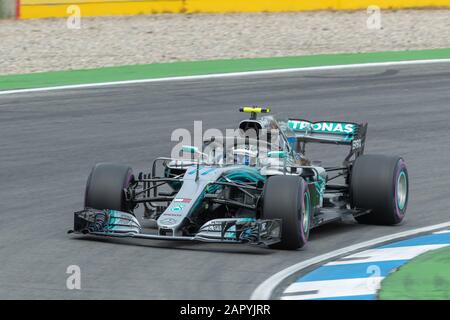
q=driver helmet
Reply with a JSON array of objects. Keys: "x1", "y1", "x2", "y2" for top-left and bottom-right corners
[{"x1": 232, "y1": 148, "x2": 258, "y2": 166}]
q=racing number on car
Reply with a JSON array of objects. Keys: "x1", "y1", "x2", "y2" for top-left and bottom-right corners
[{"x1": 352, "y1": 139, "x2": 362, "y2": 150}]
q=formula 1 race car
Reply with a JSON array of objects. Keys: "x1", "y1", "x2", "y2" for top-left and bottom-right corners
[{"x1": 70, "y1": 107, "x2": 409, "y2": 250}]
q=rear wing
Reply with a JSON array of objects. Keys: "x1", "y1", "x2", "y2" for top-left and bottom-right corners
[{"x1": 287, "y1": 119, "x2": 368, "y2": 162}]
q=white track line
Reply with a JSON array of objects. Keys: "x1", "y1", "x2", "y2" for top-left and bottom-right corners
[
  {"x1": 1, "y1": 59, "x2": 450, "y2": 96},
  {"x1": 326, "y1": 244, "x2": 448, "y2": 266},
  {"x1": 281, "y1": 277, "x2": 383, "y2": 300},
  {"x1": 433, "y1": 229, "x2": 450, "y2": 234},
  {"x1": 250, "y1": 221, "x2": 450, "y2": 300}
]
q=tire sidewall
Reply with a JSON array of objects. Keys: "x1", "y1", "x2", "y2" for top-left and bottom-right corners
[
  {"x1": 121, "y1": 169, "x2": 134, "y2": 212},
  {"x1": 393, "y1": 159, "x2": 408, "y2": 221},
  {"x1": 262, "y1": 175, "x2": 311, "y2": 249},
  {"x1": 351, "y1": 155, "x2": 409, "y2": 225},
  {"x1": 299, "y1": 180, "x2": 311, "y2": 244}
]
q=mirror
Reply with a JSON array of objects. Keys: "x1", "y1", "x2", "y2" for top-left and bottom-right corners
[
  {"x1": 182, "y1": 145, "x2": 199, "y2": 154},
  {"x1": 268, "y1": 150, "x2": 287, "y2": 159}
]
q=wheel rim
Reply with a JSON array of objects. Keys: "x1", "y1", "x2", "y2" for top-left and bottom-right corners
[
  {"x1": 397, "y1": 171, "x2": 407, "y2": 210},
  {"x1": 302, "y1": 192, "x2": 310, "y2": 232}
]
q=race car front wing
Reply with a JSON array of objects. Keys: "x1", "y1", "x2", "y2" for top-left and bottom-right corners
[{"x1": 70, "y1": 208, "x2": 281, "y2": 246}]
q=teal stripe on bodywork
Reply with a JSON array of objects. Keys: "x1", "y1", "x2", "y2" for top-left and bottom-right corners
[{"x1": 224, "y1": 167, "x2": 266, "y2": 183}]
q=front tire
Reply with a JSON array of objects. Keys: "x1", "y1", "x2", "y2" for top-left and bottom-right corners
[
  {"x1": 351, "y1": 155, "x2": 408, "y2": 225},
  {"x1": 262, "y1": 175, "x2": 311, "y2": 250},
  {"x1": 84, "y1": 163, "x2": 134, "y2": 212}
]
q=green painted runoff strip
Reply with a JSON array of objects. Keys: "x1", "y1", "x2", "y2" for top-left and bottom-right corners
[
  {"x1": 1, "y1": 48, "x2": 450, "y2": 91},
  {"x1": 379, "y1": 246, "x2": 450, "y2": 300}
]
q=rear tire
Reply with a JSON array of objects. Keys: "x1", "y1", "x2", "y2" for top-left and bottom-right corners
[
  {"x1": 262, "y1": 175, "x2": 311, "y2": 250},
  {"x1": 84, "y1": 163, "x2": 134, "y2": 212},
  {"x1": 351, "y1": 155, "x2": 408, "y2": 225}
]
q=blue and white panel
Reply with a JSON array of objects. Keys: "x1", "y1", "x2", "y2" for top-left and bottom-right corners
[{"x1": 281, "y1": 229, "x2": 450, "y2": 300}]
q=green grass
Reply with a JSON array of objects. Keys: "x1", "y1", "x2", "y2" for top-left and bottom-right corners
[
  {"x1": 379, "y1": 246, "x2": 450, "y2": 300},
  {"x1": 1, "y1": 48, "x2": 450, "y2": 91}
]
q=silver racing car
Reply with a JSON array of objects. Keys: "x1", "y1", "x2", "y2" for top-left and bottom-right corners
[{"x1": 70, "y1": 107, "x2": 409, "y2": 250}]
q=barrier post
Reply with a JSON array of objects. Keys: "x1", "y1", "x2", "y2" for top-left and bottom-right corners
[{"x1": 0, "y1": 0, "x2": 17, "y2": 19}]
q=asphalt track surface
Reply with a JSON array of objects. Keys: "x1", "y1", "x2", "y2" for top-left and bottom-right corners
[{"x1": 1, "y1": 62, "x2": 450, "y2": 299}]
